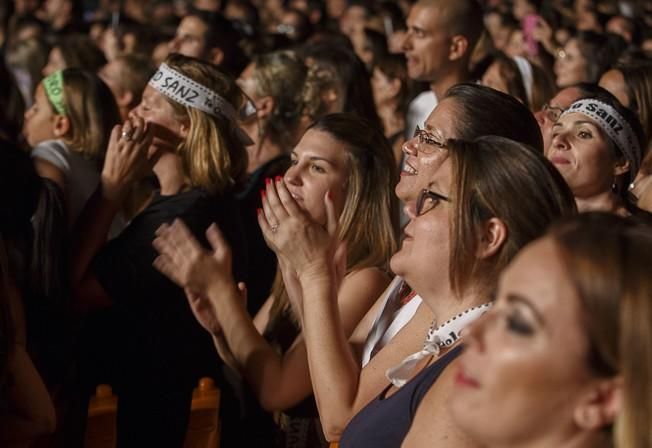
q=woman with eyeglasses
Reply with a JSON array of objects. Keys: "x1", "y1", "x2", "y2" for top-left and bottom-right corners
[
  {"x1": 547, "y1": 90, "x2": 651, "y2": 218},
  {"x1": 257, "y1": 134, "x2": 576, "y2": 447},
  {"x1": 238, "y1": 83, "x2": 550, "y2": 443},
  {"x1": 449, "y1": 212, "x2": 652, "y2": 448},
  {"x1": 152, "y1": 113, "x2": 399, "y2": 448}
]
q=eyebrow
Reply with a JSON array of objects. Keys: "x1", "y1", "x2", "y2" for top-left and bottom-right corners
[
  {"x1": 290, "y1": 151, "x2": 337, "y2": 165},
  {"x1": 553, "y1": 119, "x2": 599, "y2": 130},
  {"x1": 505, "y1": 293, "x2": 545, "y2": 325}
]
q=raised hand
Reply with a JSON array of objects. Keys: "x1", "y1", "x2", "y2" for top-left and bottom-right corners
[
  {"x1": 258, "y1": 177, "x2": 341, "y2": 282},
  {"x1": 101, "y1": 115, "x2": 153, "y2": 201}
]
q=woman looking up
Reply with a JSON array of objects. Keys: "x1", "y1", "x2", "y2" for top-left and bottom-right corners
[
  {"x1": 153, "y1": 113, "x2": 399, "y2": 448},
  {"x1": 71, "y1": 53, "x2": 249, "y2": 446}
]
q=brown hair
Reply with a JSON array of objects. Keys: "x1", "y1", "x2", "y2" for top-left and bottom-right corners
[
  {"x1": 548, "y1": 212, "x2": 652, "y2": 448},
  {"x1": 113, "y1": 54, "x2": 156, "y2": 109},
  {"x1": 446, "y1": 135, "x2": 576, "y2": 297},
  {"x1": 270, "y1": 113, "x2": 399, "y2": 321},
  {"x1": 163, "y1": 53, "x2": 248, "y2": 194},
  {"x1": 60, "y1": 68, "x2": 121, "y2": 166}
]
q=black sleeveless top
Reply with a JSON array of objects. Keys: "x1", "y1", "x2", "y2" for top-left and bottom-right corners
[{"x1": 340, "y1": 345, "x2": 464, "y2": 448}]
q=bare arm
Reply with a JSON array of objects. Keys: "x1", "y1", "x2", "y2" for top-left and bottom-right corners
[{"x1": 0, "y1": 346, "x2": 56, "y2": 443}]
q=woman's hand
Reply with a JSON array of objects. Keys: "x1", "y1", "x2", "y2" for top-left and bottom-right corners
[
  {"x1": 101, "y1": 115, "x2": 153, "y2": 202},
  {"x1": 258, "y1": 177, "x2": 340, "y2": 283}
]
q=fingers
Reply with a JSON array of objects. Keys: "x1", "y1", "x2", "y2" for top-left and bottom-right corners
[
  {"x1": 275, "y1": 177, "x2": 302, "y2": 217},
  {"x1": 206, "y1": 223, "x2": 231, "y2": 263},
  {"x1": 236, "y1": 282, "x2": 248, "y2": 306},
  {"x1": 324, "y1": 190, "x2": 338, "y2": 237},
  {"x1": 265, "y1": 176, "x2": 290, "y2": 221},
  {"x1": 153, "y1": 254, "x2": 184, "y2": 286},
  {"x1": 261, "y1": 179, "x2": 280, "y2": 228}
]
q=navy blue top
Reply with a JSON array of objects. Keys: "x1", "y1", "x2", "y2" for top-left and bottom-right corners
[{"x1": 340, "y1": 345, "x2": 464, "y2": 448}]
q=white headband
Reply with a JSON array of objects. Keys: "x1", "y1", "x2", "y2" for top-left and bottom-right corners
[
  {"x1": 148, "y1": 63, "x2": 253, "y2": 146},
  {"x1": 561, "y1": 99, "x2": 641, "y2": 179},
  {"x1": 513, "y1": 56, "x2": 533, "y2": 105}
]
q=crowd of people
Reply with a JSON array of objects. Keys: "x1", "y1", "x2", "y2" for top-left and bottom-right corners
[{"x1": 1, "y1": 0, "x2": 652, "y2": 447}]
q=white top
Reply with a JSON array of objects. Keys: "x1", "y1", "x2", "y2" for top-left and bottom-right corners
[
  {"x1": 361, "y1": 276, "x2": 423, "y2": 367},
  {"x1": 405, "y1": 90, "x2": 438, "y2": 138},
  {"x1": 31, "y1": 139, "x2": 125, "y2": 236}
]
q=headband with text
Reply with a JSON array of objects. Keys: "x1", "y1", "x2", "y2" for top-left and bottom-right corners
[{"x1": 561, "y1": 99, "x2": 641, "y2": 178}]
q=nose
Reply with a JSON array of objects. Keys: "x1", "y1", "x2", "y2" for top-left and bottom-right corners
[
  {"x1": 551, "y1": 130, "x2": 570, "y2": 151},
  {"x1": 402, "y1": 135, "x2": 418, "y2": 156},
  {"x1": 401, "y1": 30, "x2": 412, "y2": 52},
  {"x1": 284, "y1": 163, "x2": 302, "y2": 186},
  {"x1": 168, "y1": 36, "x2": 180, "y2": 51},
  {"x1": 465, "y1": 311, "x2": 494, "y2": 352}
]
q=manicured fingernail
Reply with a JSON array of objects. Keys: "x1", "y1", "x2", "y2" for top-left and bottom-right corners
[
  {"x1": 275, "y1": 175, "x2": 282, "y2": 182},
  {"x1": 261, "y1": 190, "x2": 266, "y2": 199},
  {"x1": 327, "y1": 190, "x2": 333, "y2": 199},
  {"x1": 265, "y1": 178, "x2": 271, "y2": 185}
]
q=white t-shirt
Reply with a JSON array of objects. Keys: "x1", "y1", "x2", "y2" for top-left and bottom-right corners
[
  {"x1": 405, "y1": 90, "x2": 438, "y2": 138},
  {"x1": 31, "y1": 139, "x2": 125, "y2": 236}
]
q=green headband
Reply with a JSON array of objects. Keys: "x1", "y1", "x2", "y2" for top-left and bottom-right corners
[{"x1": 42, "y1": 71, "x2": 66, "y2": 116}]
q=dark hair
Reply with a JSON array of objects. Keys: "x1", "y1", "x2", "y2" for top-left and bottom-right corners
[
  {"x1": 56, "y1": 34, "x2": 106, "y2": 73},
  {"x1": 188, "y1": 10, "x2": 247, "y2": 76},
  {"x1": 575, "y1": 31, "x2": 627, "y2": 82},
  {"x1": 299, "y1": 42, "x2": 383, "y2": 133},
  {"x1": 362, "y1": 27, "x2": 389, "y2": 69},
  {"x1": 374, "y1": 52, "x2": 409, "y2": 117},
  {"x1": 486, "y1": 51, "x2": 529, "y2": 107},
  {"x1": 0, "y1": 140, "x2": 67, "y2": 301},
  {"x1": 443, "y1": 83, "x2": 544, "y2": 151},
  {"x1": 443, "y1": 0, "x2": 485, "y2": 60},
  {"x1": 0, "y1": 59, "x2": 25, "y2": 143},
  {"x1": 447, "y1": 135, "x2": 576, "y2": 297}
]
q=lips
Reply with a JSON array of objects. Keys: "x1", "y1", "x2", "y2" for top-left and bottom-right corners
[
  {"x1": 454, "y1": 367, "x2": 480, "y2": 388},
  {"x1": 401, "y1": 160, "x2": 418, "y2": 176},
  {"x1": 549, "y1": 155, "x2": 571, "y2": 165}
]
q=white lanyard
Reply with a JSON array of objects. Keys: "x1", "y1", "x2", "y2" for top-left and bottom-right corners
[{"x1": 386, "y1": 302, "x2": 492, "y2": 387}]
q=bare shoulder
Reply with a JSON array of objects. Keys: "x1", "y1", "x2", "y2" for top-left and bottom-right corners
[
  {"x1": 401, "y1": 357, "x2": 480, "y2": 448},
  {"x1": 338, "y1": 267, "x2": 392, "y2": 337}
]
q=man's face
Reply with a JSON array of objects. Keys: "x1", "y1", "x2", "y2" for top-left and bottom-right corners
[
  {"x1": 402, "y1": 3, "x2": 451, "y2": 83},
  {"x1": 168, "y1": 16, "x2": 209, "y2": 60}
]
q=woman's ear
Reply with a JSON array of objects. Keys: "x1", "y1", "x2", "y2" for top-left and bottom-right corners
[
  {"x1": 255, "y1": 96, "x2": 276, "y2": 120},
  {"x1": 476, "y1": 217, "x2": 508, "y2": 259},
  {"x1": 613, "y1": 158, "x2": 631, "y2": 178},
  {"x1": 574, "y1": 376, "x2": 623, "y2": 430},
  {"x1": 52, "y1": 115, "x2": 71, "y2": 138}
]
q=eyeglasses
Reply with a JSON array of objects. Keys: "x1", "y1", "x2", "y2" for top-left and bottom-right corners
[
  {"x1": 416, "y1": 188, "x2": 451, "y2": 216},
  {"x1": 412, "y1": 125, "x2": 446, "y2": 154},
  {"x1": 541, "y1": 103, "x2": 566, "y2": 122}
]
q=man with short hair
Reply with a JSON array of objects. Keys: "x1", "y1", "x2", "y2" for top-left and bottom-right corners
[
  {"x1": 168, "y1": 10, "x2": 246, "y2": 77},
  {"x1": 403, "y1": 0, "x2": 483, "y2": 142}
]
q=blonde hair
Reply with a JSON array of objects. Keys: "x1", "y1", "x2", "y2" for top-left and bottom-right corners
[
  {"x1": 60, "y1": 68, "x2": 121, "y2": 166},
  {"x1": 163, "y1": 53, "x2": 248, "y2": 194},
  {"x1": 549, "y1": 213, "x2": 652, "y2": 448}
]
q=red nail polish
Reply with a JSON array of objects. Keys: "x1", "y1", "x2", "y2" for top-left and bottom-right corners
[
  {"x1": 265, "y1": 178, "x2": 271, "y2": 185},
  {"x1": 261, "y1": 190, "x2": 266, "y2": 199},
  {"x1": 327, "y1": 190, "x2": 333, "y2": 199},
  {"x1": 257, "y1": 208, "x2": 262, "y2": 215},
  {"x1": 275, "y1": 175, "x2": 282, "y2": 182}
]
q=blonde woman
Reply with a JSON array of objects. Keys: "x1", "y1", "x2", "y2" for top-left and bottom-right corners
[
  {"x1": 153, "y1": 113, "x2": 399, "y2": 447},
  {"x1": 71, "y1": 53, "x2": 249, "y2": 446}
]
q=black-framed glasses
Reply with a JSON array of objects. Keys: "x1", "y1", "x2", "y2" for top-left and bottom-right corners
[
  {"x1": 416, "y1": 188, "x2": 451, "y2": 216},
  {"x1": 412, "y1": 125, "x2": 446, "y2": 154},
  {"x1": 541, "y1": 103, "x2": 566, "y2": 123}
]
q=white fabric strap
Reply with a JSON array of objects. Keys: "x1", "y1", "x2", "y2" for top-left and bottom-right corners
[
  {"x1": 149, "y1": 63, "x2": 237, "y2": 121},
  {"x1": 385, "y1": 302, "x2": 492, "y2": 388},
  {"x1": 513, "y1": 56, "x2": 533, "y2": 105},
  {"x1": 562, "y1": 99, "x2": 642, "y2": 177}
]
